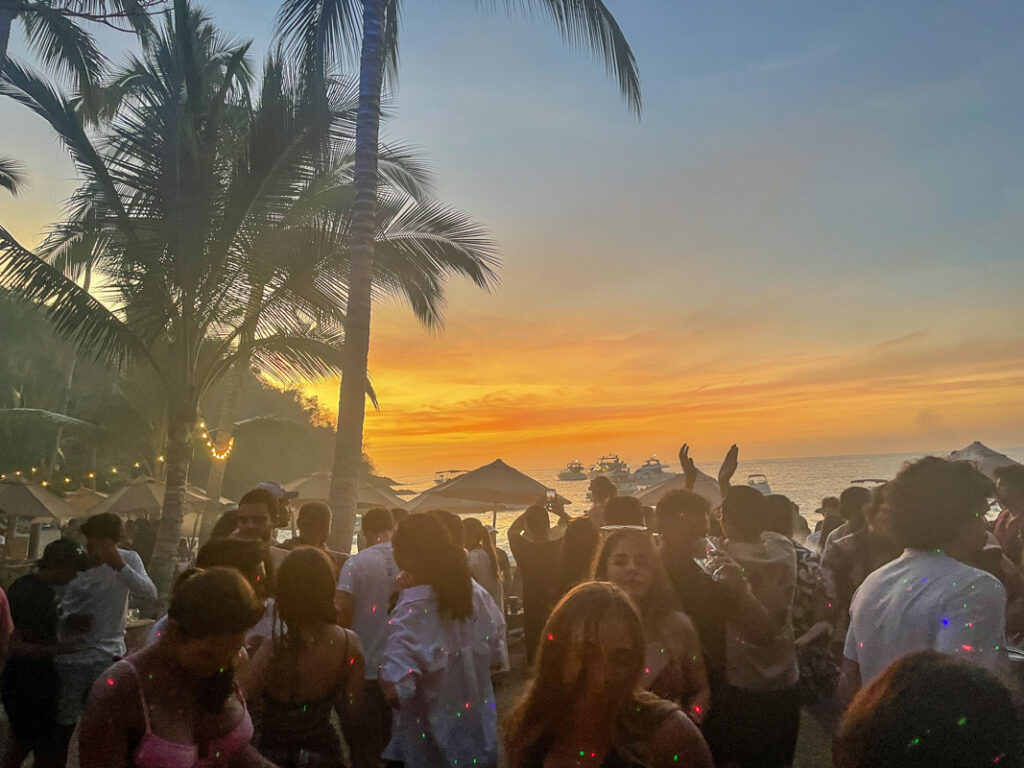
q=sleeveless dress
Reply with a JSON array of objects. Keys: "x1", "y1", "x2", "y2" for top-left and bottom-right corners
[
  {"x1": 124, "y1": 660, "x2": 254, "y2": 768},
  {"x1": 256, "y1": 629, "x2": 351, "y2": 768}
]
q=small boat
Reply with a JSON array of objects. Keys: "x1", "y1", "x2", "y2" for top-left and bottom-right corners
[
  {"x1": 434, "y1": 469, "x2": 468, "y2": 486},
  {"x1": 558, "y1": 460, "x2": 588, "y2": 481},
  {"x1": 747, "y1": 473, "x2": 772, "y2": 495},
  {"x1": 588, "y1": 453, "x2": 630, "y2": 479},
  {"x1": 631, "y1": 456, "x2": 675, "y2": 486}
]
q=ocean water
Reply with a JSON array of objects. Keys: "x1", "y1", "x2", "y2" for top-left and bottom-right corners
[{"x1": 395, "y1": 448, "x2": 1024, "y2": 554}]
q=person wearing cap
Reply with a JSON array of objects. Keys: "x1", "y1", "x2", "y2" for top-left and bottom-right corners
[
  {"x1": 2, "y1": 539, "x2": 86, "y2": 768},
  {"x1": 56, "y1": 512, "x2": 157, "y2": 735}
]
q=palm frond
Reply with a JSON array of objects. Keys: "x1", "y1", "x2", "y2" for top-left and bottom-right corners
[
  {"x1": 274, "y1": 0, "x2": 362, "y2": 86},
  {"x1": 493, "y1": 0, "x2": 641, "y2": 116},
  {"x1": 0, "y1": 226, "x2": 143, "y2": 367},
  {"x1": 0, "y1": 408, "x2": 101, "y2": 431},
  {"x1": 19, "y1": 5, "x2": 107, "y2": 95},
  {"x1": 0, "y1": 156, "x2": 28, "y2": 196}
]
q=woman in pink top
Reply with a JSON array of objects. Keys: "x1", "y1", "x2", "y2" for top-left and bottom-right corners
[{"x1": 77, "y1": 567, "x2": 267, "y2": 768}]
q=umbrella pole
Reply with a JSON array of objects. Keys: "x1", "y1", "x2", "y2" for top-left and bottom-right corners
[{"x1": 492, "y1": 507, "x2": 498, "y2": 530}]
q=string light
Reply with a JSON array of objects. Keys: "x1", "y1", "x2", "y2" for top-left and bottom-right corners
[
  {"x1": 41, "y1": 480, "x2": 49, "y2": 487},
  {"x1": 111, "y1": 467, "x2": 118, "y2": 474},
  {"x1": 64, "y1": 477, "x2": 71, "y2": 484},
  {"x1": 133, "y1": 462, "x2": 141, "y2": 469},
  {"x1": 87, "y1": 472, "x2": 95, "y2": 479},
  {"x1": 30, "y1": 467, "x2": 36, "y2": 474},
  {"x1": 207, "y1": 436, "x2": 234, "y2": 461},
  {"x1": 14, "y1": 471, "x2": 21, "y2": 477},
  {"x1": 156, "y1": 456, "x2": 165, "y2": 463}
]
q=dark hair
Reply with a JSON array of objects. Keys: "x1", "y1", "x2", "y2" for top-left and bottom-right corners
[
  {"x1": 590, "y1": 476, "x2": 617, "y2": 502},
  {"x1": 822, "y1": 496, "x2": 840, "y2": 510},
  {"x1": 834, "y1": 650, "x2": 1022, "y2": 768},
  {"x1": 463, "y1": 517, "x2": 501, "y2": 584},
  {"x1": 210, "y1": 509, "x2": 239, "y2": 538},
  {"x1": 865, "y1": 484, "x2": 888, "y2": 521},
  {"x1": 605, "y1": 496, "x2": 644, "y2": 527},
  {"x1": 721, "y1": 485, "x2": 767, "y2": 540},
  {"x1": 390, "y1": 508, "x2": 409, "y2": 524},
  {"x1": 504, "y1": 582, "x2": 647, "y2": 768},
  {"x1": 995, "y1": 464, "x2": 1024, "y2": 495},
  {"x1": 361, "y1": 507, "x2": 394, "y2": 537},
  {"x1": 80, "y1": 512, "x2": 122, "y2": 542},
  {"x1": 275, "y1": 547, "x2": 337, "y2": 631},
  {"x1": 392, "y1": 514, "x2": 473, "y2": 621},
  {"x1": 39, "y1": 538, "x2": 87, "y2": 571},
  {"x1": 238, "y1": 487, "x2": 278, "y2": 518},
  {"x1": 592, "y1": 529, "x2": 678, "y2": 629},
  {"x1": 655, "y1": 489, "x2": 711, "y2": 527},
  {"x1": 168, "y1": 567, "x2": 261, "y2": 639},
  {"x1": 887, "y1": 457, "x2": 994, "y2": 550},
  {"x1": 523, "y1": 504, "x2": 550, "y2": 535},
  {"x1": 839, "y1": 487, "x2": 872, "y2": 523},
  {"x1": 556, "y1": 518, "x2": 600, "y2": 596},
  {"x1": 428, "y1": 509, "x2": 465, "y2": 548},
  {"x1": 196, "y1": 537, "x2": 269, "y2": 590},
  {"x1": 764, "y1": 494, "x2": 796, "y2": 538},
  {"x1": 297, "y1": 501, "x2": 331, "y2": 529}
]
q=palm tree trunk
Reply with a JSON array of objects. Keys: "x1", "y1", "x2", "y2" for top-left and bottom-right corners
[
  {"x1": 204, "y1": 283, "x2": 262, "y2": 503},
  {"x1": 44, "y1": 267, "x2": 89, "y2": 481},
  {"x1": 149, "y1": 396, "x2": 194, "y2": 601},
  {"x1": 327, "y1": 0, "x2": 386, "y2": 553}
]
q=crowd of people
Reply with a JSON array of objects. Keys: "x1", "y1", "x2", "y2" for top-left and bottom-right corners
[{"x1": 1, "y1": 448, "x2": 1024, "y2": 767}]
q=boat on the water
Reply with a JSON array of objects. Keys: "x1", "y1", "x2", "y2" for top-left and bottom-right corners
[
  {"x1": 434, "y1": 469, "x2": 468, "y2": 486},
  {"x1": 747, "y1": 473, "x2": 772, "y2": 495},
  {"x1": 558, "y1": 460, "x2": 588, "y2": 481},
  {"x1": 588, "y1": 453, "x2": 630, "y2": 479},
  {"x1": 631, "y1": 456, "x2": 675, "y2": 486}
]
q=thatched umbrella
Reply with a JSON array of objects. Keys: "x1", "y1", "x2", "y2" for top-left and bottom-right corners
[
  {"x1": 285, "y1": 472, "x2": 405, "y2": 509},
  {"x1": 946, "y1": 441, "x2": 1021, "y2": 479},
  {"x1": 64, "y1": 487, "x2": 108, "y2": 515},
  {"x1": 633, "y1": 468, "x2": 723, "y2": 508},
  {"x1": 416, "y1": 458, "x2": 568, "y2": 527},
  {"x1": 0, "y1": 477, "x2": 77, "y2": 561}
]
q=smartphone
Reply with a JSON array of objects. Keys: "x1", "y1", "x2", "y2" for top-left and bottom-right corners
[{"x1": 545, "y1": 489, "x2": 556, "y2": 503}]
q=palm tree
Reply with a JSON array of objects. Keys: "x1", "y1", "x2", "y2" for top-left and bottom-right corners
[
  {"x1": 1, "y1": 0, "x2": 497, "y2": 594},
  {"x1": 276, "y1": 0, "x2": 642, "y2": 551}
]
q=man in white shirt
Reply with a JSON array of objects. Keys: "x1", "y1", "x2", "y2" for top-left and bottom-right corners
[
  {"x1": 842, "y1": 456, "x2": 1005, "y2": 700},
  {"x1": 56, "y1": 512, "x2": 157, "y2": 730},
  {"x1": 335, "y1": 507, "x2": 399, "y2": 762}
]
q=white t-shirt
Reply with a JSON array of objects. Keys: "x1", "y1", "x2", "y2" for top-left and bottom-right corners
[
  {"x1": 335, "y1": 541, "x2": 399, "y2": 680},
  {"x1": 380, "y1": 581, "x2": 507, "y2": 768},
  {"x1": 845, "y1": 549, "x2": 1007, "y2": 685},
  {"x1": 58, "y1": 548, "x2": 156, "y2": 664},
  {"x1": 467, "y1": 548, "x2": 503, "y2": 610}
]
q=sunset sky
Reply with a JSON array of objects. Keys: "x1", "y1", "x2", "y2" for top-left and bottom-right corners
[{"x1": 2, "y1": 1, "x2": 1022, "y2": 476}]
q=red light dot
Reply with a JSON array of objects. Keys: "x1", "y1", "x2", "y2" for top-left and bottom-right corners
[
  {"x1": 106, "y1": 678, "x2": 115, "y2": 686},
  {"x1": 547, "y1": 633, "x2": 554, "y2": 641}
]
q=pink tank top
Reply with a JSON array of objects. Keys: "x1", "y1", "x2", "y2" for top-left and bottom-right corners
[{"x1": 124, "y1": 660, "x2": 254, "y2": 768}]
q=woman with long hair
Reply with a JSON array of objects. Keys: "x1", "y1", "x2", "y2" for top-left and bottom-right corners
[
  {"x1": 380, "y1": 514, "x2": 507, "y2": 768},
  {"x1": 245, "y1": 547, "x2": 366, "y2": 767},
  {"x1": 504, "y1": 582, "x2": 712, "y2": 768},
  {"x1": 77, "y1": 567, "x2": 264, "y2": 767},
  {"x1": 464, "y1": 517, "x2": 504, "y2": 609},
  {"x1": 593, "y1": 530, "x2": 710, "y2": 723}
]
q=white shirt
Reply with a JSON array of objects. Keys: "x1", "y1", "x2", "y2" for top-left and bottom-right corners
[
  {"x1": 466, "y1": 548, "x2": 503, "y2": 611},
  {"x1": 380, "y1": 581, "x2": 507, "y2": 768},
  {"x1": 845, "y1": 549, "x2": 1007, "y2": 685},
  {"x1": 59, "y1": 548, "x2": 156, "y2": 664},
  {"x1": 336, "y1": 541, "x2": 399, "y2": 680}
]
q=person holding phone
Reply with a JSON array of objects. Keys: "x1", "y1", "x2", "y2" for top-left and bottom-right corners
[{"x1": 508, "y1": 495, "x2": 569, "y2": 665}]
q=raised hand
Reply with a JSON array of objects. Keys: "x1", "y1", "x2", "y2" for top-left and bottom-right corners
[
  {"x1": 679, "y1": 443, "x2": 697, "y2": 490},
  {"x1": 718, "y1": 444, "x2": 739, "y2": 490}
]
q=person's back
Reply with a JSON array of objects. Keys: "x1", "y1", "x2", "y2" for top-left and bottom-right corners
[
  {"x1": 508, "y1": 504, "x2": 566, "y2": 663},
  {"x1": 842, "y1": 457, "x2": 1005, "y2": 696},
  {"x1": 846, "y1": 549, "x2": 1004, "y2": 684},
  {"x1": 250, "y1": 548, "x2": 364, "y2": 767}
]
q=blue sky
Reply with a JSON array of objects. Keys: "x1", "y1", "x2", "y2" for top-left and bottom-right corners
[{"x1": 2, "y1": 1, "x2": 1022, "y2": 473}]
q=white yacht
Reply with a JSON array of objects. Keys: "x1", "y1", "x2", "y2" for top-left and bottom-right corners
[
  {"x1": 558, "y1": 460, "x2": 588, "y2": 481},
  {"x1": 631, "y1": 456, "x2": 675, "y2": 486},
  {"x1": 588, "y1": 453, "x2": 630, "y2": 479},
  {"x1": 746, "y1": 473, "x2": 772, "y2": 495}
]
